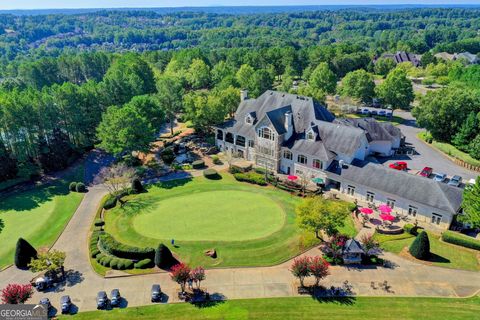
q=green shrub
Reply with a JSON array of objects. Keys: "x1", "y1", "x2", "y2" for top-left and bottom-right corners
[
  {"x1": 155, "y1": 244, "x2": 175, "y2": 269},
  {"x1": 131, "y1": 178, "x2": 144, "y2": 194},
  {"x1": 103, "y1": 196, "x2": 117, "y2": 210},
  {"x1": 76, "y1": 182, "x2": 86, "y2": 193},
  {"x1": 442, "y1": 231, "x2": 480, "y2": 251},
  {"x1": 14, "y1": 238, "x2": 38, "y2": 269},
  {"x1": 90, "y1": 248, "x2": 100, "y2": 258},
  {"x1": 96, "y1": 253, "x2": 106, "y2": 262},
  {"x1": 99, "y1": 232, "x2": 155, "y2": 260},
  {"x1": 134, "y1": 258, "x2": 154, "y2": 269},
  {"x1": 211, "y1": 155, "x2": 222, "y2": 165},
  {"x1": 161, "y1": 148, "x2": 175, "y2": 165},
  {"x1": 203, "y1": 168, "x2": 220, "y2": 179},
  {"x1": 229, "y1": 165, "x2": 242, "y2": 174},
  {"x1": 233, "y1": 172, "x2": 267, "y2": 186},
  {"x1": 69, "y1": 182, "x2": 77, "y2": 192},
  {"x1": 94, "y1": 219, "x2": 105, "y2": 227},
  {"x1": 192, "y1": 160, "x2": 205, "y2": 169},
  {"x1": 403, "y1": 224, "x2": 418, "y2": 235},
  {"x1": 110, "y1": 258, "x2": 120, "y2": 269},
  {"x1": 124, "y1": 260, "x2": 134, "y2": 269},
  {"x1": 409, "y1": 231, "x2": 430, "y2": 260}
]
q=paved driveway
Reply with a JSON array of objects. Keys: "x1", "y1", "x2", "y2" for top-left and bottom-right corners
[{"x1": 380, "y1": 110, "x2": 478, "y2": 182}]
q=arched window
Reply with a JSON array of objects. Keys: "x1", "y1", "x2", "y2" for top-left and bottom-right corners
[
  {"x1": 313, "y1": 159, "x2": 322, "y2": 169},
  {"x1": 283, "y1": 150, "x2": 293, "y2": 160},
  {"x1": 216, "y1": 129, "x2": 224, "y2": 140},
  {"x1": 258, "y1": 127, "x2": 274, "y2": 140},
  {"x1": 297, "y1": 155, "x2": 307, "y2": 164},
  {"x1": 225, "y1": 132, "x2": 234, "y2": 143},
  {"x1": 306, "y1": 130, "x2": 315, "y2": 141}
]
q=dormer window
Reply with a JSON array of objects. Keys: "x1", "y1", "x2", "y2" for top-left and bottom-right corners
[
  {"x1": 306, "y1": 129, "x2": 315, "y2": 141},
  {"x1": 245, "y1": 115, "x2": 252, "y2": 124}
]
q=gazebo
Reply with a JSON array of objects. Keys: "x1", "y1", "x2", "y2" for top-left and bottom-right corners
[{"x1": 342, "y1": 239, "x2": 364, "y2": 264}]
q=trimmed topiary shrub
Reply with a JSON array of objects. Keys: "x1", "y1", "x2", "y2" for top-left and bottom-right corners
[
  {"x1": 233, "y1": 172, "x2": 267, "y2": 186},
  {"x1": 103, "y1": 196, "x2": 117, "y2": 210},
  {"x1": 131, "y1": 178, "x2": 144, "y2": 194},
  {"x1": 110, "y1": 258, "x2": 120, "y2": 269},
  {"x1": 203, "y1": 168, "x2": 221, "y2": 179},
  {"x1": 98, "y1": 232, "x2": 155, "y2": 260},
  {"x1": 134, "y1": 258, "x2": 154, "y2": 269},
  {"x1": 442, "y1": 231, "x2": 480, "y2": 251},
  {"x1": 14, "y1": 238, "x2": 38, "y2": 269},
  {"x1": 409, "y1": 231, "x2": 430, "y2": 260},
  {"x1": 403, "y1": 224, "x2": 418, "y2": 235},
  {"x1": 69, "y1": 182, "x2": 77, "y2": 192},
  {"x1": 94, "y1": 219, "x2": 105, "y2": 227},
  {"x1": 123, "y1": 260, "x2": 134, "y2": 269},
  {"x1": 211, "y1": 155, "x2": 222, "y2": 165},
  {"x1": 192, "y1": 160, "x2": 205, "y2": 169},
  {"x1": 76, "y1": 182, "x2": 86, "y2": 193},
  {"x1": 155, "y1": 244, "x2": 174, "y2": 269},
  {"x1": 90, "y1": 248, "x2": 100, "y2": 258}
]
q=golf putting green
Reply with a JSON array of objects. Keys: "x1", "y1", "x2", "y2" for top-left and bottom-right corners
[{"x1": 132, "y1": 190, "x2": 285, "y2": 241}]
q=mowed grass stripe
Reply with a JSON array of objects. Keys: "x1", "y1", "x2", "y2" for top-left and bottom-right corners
[{"x1": 132, "y1": 190, "x2": 285, "y2": 241}]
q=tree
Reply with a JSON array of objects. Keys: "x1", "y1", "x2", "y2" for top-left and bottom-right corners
[
  {"x1": 14, "y1": 238, "x2": 37, "y2": 269},
  {"x1": 28, "y1": 250, "x2": 66, "y2": 279},
  {"x1": 309, "y1": 62, "x2": 337, "y2": 94},
  {"x1": 156, "y1": 75, "x2": 184, "y2": 135},
  {"x1": 409, "y1": 231, "x2": 430, "y2": 260},
  {"x1": 211, "y1": 61, "x2": 235, "y2": 86},
  {"x1": 251, "y1": 69, "x2": 273, "y2": 97},
  {"x1": 468, "y1": 134, "x2": 480, "y2": 160},
  {"x1": 95, "y1": 163, "x2": 136, "y2": 205},
  {"x1": 96, "y1": 104, "x2": 155, "y2": 155},
  {"x1": 293, "y1": 84, "x2": 327, "y2": 104},
  {"x1": 296, "y1": 197, "x2": 350, "y2": 239},
  {"x1": 37, "y1": 128, "x2": 76, "y2": 173},
  {"x1": 290, "y1": 256, "x2": 310, "y2": 287},
  {"x1": 155, "y1": 244, "x2": 175, "y2": 269},
  {"x1": 183, "y1": 90, "x2": 229, "y2": 132},
  {"x1": 377, "y1": 68, "x2": 414, "y2": 109},
  {"x1": 186, "y1": 59, "x2": 211, "y2": 89},
  {"x1": 127, "y1": 95, "x2": 165, "y2": 129},
  {"x1": 374, "y1": 58, "x2": 396, "y2": 77},
  {"x1": 460, "y1": 177, "x2": 480, "y2": 228},
  {"x1": 0, "y1": 140, "x2": 18, "y2": 182},
  {"x1": 452, "y1": 112, "x2": 479, "y2": 152},
  {"x1": 360, "y1": 234, "x2": 381, "y2": 257},
  {"x1": 340, "y1": 70, "x2": 376, "y2": 103},
  {"x1": 308, "y1": 256, "x2": 330, "y2": 287},
  {"x1": 1, "y1": 284, "x2": 33, "y2": 304},
  {"x1": 170, "y1": 263, "x2": 191, "y2": 292},
  {"x1": 131, "y1": 178, "x2": 144, "y2": 194},
  {"x1": 190, "y1": 267, "x2": 206, "y2": 290},
  {"x1": 235, "y1": 64, "x2": 255, "y2": 90},
  {"x1": 322, "y1": 234, "x2": 348, "y2": 261}
]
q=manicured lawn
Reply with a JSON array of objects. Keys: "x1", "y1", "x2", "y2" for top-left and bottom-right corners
[
  {"x1": 133, "y1": 190, "x2": 285, "y2": 241},
  {"x1": 417, "y1": 131, "x2": 480, "y2": 168},
  {"x1": 374, "y1": 231, "x2": 480, "y2": 271},
  {"x1": 105, "y1": 175, "x2": 349, "y2": 268},
  {"x1": 0, "y1": 166, "x2": 84, "y2": 269},
  {"x1": 61, "y1": 296, "x2": 480, "y2": 320}
]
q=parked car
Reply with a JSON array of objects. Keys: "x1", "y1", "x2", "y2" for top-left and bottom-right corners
[
  {"x1": 361, "y1": 108, "x2": 370, "y2": 115},
  {"x1": 39, "y1": 298, "x2": 51, "y2": 310},
  {"x1": 419, "y1": 167, "x2": 433, "y2": 177},
  {"x1": 433, "y1": 173, "x2": 447, "y2": 182},
  {"x1": 448, "y1": 175, "x2": 462, "y2": 187},
  {"x1": 377, "y1": 110, "x2": 386, "y2": 117},
  {"x1": 60, "y1": 295, "x2": 71, "y2": 314},
  {"x1": 389, "y1": 161, "x2": 408, "y2": 171},
  {"x1": 97, "y1": 291, "x2": 108, "y2": 309},
  {"x1": 110, "y1": 289, "x2": 121, "y2": 307},
  {"x1": 151, "y1": 284, "x2": 162, "y2": 302},
  {"x1": 370, "y1": 109, "x2": 377, "y2": 115}
]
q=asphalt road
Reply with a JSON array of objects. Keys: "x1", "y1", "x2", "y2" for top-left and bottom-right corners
[{"x1": 380, "y1": 110, "x2": 478, "y2": 182}]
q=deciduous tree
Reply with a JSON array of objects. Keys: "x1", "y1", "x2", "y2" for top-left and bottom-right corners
[
  {"x1": 460, "y1": 177, "x2": 480, "y2": 229},
  {"x1": 340, "y1": 70, "x2": 376, "y2": 103},
  {"x1": 1, "y1": 284, "x2": 33, "y2": 304},
  {"x1": 309, "y1": 62, "x2": 337, "y2": 94},
  {"x1": 28, "y1": 250, "x2": 66, "y2": 279},
  {"x1": 377, "y1": 68, "x2": 414, "y2": 109},
  {"x1": 290, "y1": 256, "x2": 310, "y2": 287},
  {"x1": 308, "y1": 256, "x2": 330, "y2": 287},
  {"x1": 170, "y1": 263, "x2": 191, "y2": 292}
]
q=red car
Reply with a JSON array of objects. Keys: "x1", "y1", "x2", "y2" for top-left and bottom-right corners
[
  {"x1": 419, "y1": 167, "x2": 433, "y2": 177},
  {"x1": 389, "y1": 161, "x2": 408, "y2": 171}
]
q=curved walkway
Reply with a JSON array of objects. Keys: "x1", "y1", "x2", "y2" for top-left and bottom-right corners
[{"x1": 1, "y1": 173, "x2": 479, "y2": 313}]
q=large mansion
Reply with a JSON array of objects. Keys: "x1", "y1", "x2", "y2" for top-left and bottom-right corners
[{"x1": 214, "y1": 90, "x2": 463, "y2": 230}]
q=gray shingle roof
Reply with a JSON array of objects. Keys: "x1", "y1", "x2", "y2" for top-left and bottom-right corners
[
  {"x1": 327, "y1": 161, "x2": 463, "y2": 213},
  {"x1": 336, "y1": 118, "x2": 401, "y2": 143},
  {"x1": 343, "y1": 239, "x2": 364, "y2": 254}
]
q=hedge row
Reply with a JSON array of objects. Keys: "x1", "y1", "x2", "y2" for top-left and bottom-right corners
[
  {"x1": 442, "y1": 231, "x2": 480, "y2": 251},
  {"x1": 96, "y1": 253, "x2": 134, "y2": 270},
  {"x1": 134, "y1": 258, "x2": 154, "y2": 269},
  {"x1": 233, "y1": 172, "x2": 267, "y2": 186},
  {"x1": 90, "y1": 230, "x2": 103, "y2": 258},
  {"x1": 99, "y1": 233, "x2": 155, "y2": 260}
]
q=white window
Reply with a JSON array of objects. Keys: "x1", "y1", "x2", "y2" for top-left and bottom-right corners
[
  {"x1": 283, "y1": 150, "x2": 293, "y2": 160},
  {"x1": 258, "y1": 146, "x2": 274, "y2": 157},
  {"x1": 312, "y1": 159, "x2": 322, "y2": 169},
  {"x1": 295, "y1": 169, "x2": 303, "y2": 175},
  {"x1": 297, "y1": 154, "x2": 307, "y2": 164},
  {"x1": 307, "y1": 130, "x2": 315, "y2": 141},
  {"x1": 408, "y1": 206, "x2": 417, "y2": 216},
  {"x1": 431, "y1": 213, "x2": 442, "y2": 225},
  {"x1": 236, "y1": 135, "x2": 246, "y2": 147},
  {"x1": 258, "y1": 127, "x2": 274, "y2": 140},
  {"x1": 248, "y1": 140, "x2": 254, "y2": 148},
  {"x1": 387, "y1": 199, "x2": 396, "y2": 209},
  {"x1": 347, "y1": 185, "x2": 355, "y2": 196},
  {"x1": 366, "y1": 191, "x2": 375, "y2": 202}
]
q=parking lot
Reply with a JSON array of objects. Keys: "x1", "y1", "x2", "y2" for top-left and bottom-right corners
[{"x1": 378, "y1": 110, "x2": 478, "y2": 186}]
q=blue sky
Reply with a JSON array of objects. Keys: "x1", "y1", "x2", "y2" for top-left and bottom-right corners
[{"x1": 1, "y1": 1, "x2": 479, "y2": 10}]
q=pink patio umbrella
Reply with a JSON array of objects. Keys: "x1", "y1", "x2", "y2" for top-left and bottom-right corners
[
  {"x1": 287, "y1": 175, "x2": 298, "y2": 181},
  {"x1": 379, "y1": 213, "x2": 395, "y2": 222},
  {"x1": 360, "y1": 207, "x2": 374, "y2": 215},
  {"x1": 378, "y1": 204, "x2": 392, "y2": 214}
]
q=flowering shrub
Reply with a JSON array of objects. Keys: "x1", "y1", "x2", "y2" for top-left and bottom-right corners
[
  {"x1": 191, "y1": 266, "x2": 206, "y2": 289},
  {"x1": 322, "y1": 234, "x2": 349, "y2": 261},
  {"x1": 308, "y1": 256, "x2": 330, "y2": 286},
  {"x1": 170, "y1": 263, "x2": 191, "y2": 292},
  {"x1": 1, "y1": 284, "x2": 33, "y2": 304},
  {"x1": 290, "y1": 256, "x2": 311, "y2": 287}
]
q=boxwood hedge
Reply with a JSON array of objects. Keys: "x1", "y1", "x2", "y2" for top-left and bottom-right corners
[
  {"x1": 99, "y1": 232, "x2": 155, "y2": 260},
  {"x1": 442, "y1": 231, "x2": 480, "y2": 251},
  {"x1": 203, "y1": 168, "x2": 220, "y2": 179},
  {"x1": 233, "y1": 172, "x2": 267, "y2": 186},
  {"x1": 192, "y1": 160, "x2": 205, "y2": 169},
  {"x1": 134, "y1": 258, "x2": 154, "y2": 269}
]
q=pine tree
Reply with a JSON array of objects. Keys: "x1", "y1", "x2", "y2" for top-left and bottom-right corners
[
  {"x1": 155, "y1": 244, "x2": 174, "y2": 269},
  {"x1": 0, "y1": 140, "x2": 18, "y2": 182},
  {"x1": 14, "y1": 238, "x2": 37, "y2": 269},
  {"x1": 409, "y1": 231, "x2": 430, "y2": 260}
]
